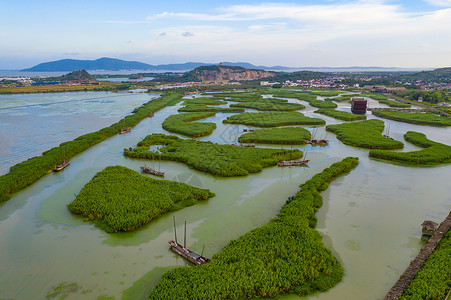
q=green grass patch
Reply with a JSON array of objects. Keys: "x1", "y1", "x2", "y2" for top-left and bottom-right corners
[
  {"x1": 68, "y1": 166, "x2": 214, "y2": 232},
  {"x1": 230, "y1": 98, "x2": 305, "y2": 111},
  {"x1": 183, "y1": 97, "x2": 227, "y2": 105},
  {"x1": 326, "y1": 119, "x2": 404, "y2": 149},
  {"x1": 223, "y1": 112, "x2": 325, "y2": 127},
  {"x1": 315, "y1": 109, "x2": 367, "y2": 121},
  {"x1": 124, "y1": 134, "x2": 301, "y2": 177},
  {"x1": 178, "y1": 104, "x2": 244, "y2": 113},
  {"x1": 162, "y1": 112, "x2": 217, "y2": 137},
  {"x1": 363, "y1": 93, "x2": 387, "y2": 100},
  {"x1": 399, "y1": 229, "x2": 451, "y2": 300},
  {"x1": 238, "y1": 127, "x2": 311, "y2": 144},
  {"x1": 0, "y1": 92, "x2": 183, "y2": 203},
  {"x1": 378, "y1": 99, "x2": 411, "y2": 108},
  {"x1": 372, "y1": 110, "x2": 451, "y2": 127},
  {"x1": 148, "y1": 157, "x2": 359, "y2": 299},
  {"x1": 369, "y1": 131, "x2": 451, "y2": 165},
  {"x1": 308, "y1": 90, "x2": 340, "y2": 97}
]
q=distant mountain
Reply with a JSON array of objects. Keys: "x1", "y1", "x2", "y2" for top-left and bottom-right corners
[
  {"x1": 21, "y1": 57, "x2": 423, "y2": 72},
  {"x1": 22, "y1": 57, "x2": 153, "y2": 72}
]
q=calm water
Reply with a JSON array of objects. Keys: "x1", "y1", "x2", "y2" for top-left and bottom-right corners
[
  {"x1": 0, "y1": 91, "x2": 158, "y2": 175},
  {"x1": 0, "y1": 94, "x2": 449, "y2": 299}
]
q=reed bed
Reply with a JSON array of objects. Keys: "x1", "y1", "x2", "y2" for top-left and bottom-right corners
[
  {"x1": 124, "y1": 134, "x2": 301, "y2": 177},
  {"x1": 68, "y1": 166, "x2": 214, "y2": 232},
  {"x1": 326, "y1": 119, "x2": 404, "y2": 149},
  {"x1": 148, "y1": 157, "x2": 359, "y2": 299}
]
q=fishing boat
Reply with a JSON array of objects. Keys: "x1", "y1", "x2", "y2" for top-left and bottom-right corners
[
  {"x1": 383, "y1": 122, "x2": 393, "y2": 139},
  {"x1": 306, "y1": 139, "x2": 329, "y2": 146},
  {"x1": 231, "y1": 143, "x2": 255, "y2": 147},
  {"x1": 149, "y1": 112, "x2": 154, "y2": 118},
  {"x1": 243, "y1": 128, "x2": 257, "y2": 132},
  {"x1": 119, "y1": 127, "x2": 131, "y2": 134},
  {"x1": 169, "y1": 217, "x2": 210, "y2": 265},
  {"x1": 278, "y1": 147, "x2": 309, "y2": 166},
  {"x1": 140, "y1": 165, "x2": 164, "y2": 177},
  {"x1": 53, "y1": 160, "x2": 70, "y2": 172},
  {"x1": 277, "y1": 159, "x2": 309, "y2": 166}
]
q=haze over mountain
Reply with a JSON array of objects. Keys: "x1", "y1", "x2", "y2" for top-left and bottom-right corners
[{"x1": 21, "y1": 57, "x2": 412, "y2": 73}]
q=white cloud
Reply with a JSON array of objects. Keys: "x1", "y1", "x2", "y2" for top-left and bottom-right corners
[{"x1": 424, "y1": 0, "x2": 451, "y2": 7}]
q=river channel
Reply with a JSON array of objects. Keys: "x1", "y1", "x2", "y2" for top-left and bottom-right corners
[{"x1": 0, "y1": 92, "x2": 449, "y2": 300}]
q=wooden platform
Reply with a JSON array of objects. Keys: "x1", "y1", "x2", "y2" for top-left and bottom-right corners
[{"x1": 383, "y1": 211, "x2": 451, "y2": 300}]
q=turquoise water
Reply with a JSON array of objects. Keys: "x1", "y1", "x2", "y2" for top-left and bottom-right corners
[{"x1": 0, "y1": 94, "x2": 449, "y2": 299}]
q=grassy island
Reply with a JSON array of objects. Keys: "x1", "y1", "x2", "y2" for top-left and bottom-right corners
[
  {"x1": 68, "y1": 166, "x2": 214, "y2": 233},
  {"x1": 229, "y1": 98, "x2": 305, "y2": 111},
  {"x1": 148, "y1": 157, "x2": 359, "y2": 299},
  {"x1": 378, "y1": 99, "x2": 411, "y2": 108},
  {"x1": 315, "y1": 109, "x2": 367, "y2": 121},
  {"x1": 326, "y1": 119, "x2": 404, "y2": 149},
  {"x1": 124, "y1": 134, "x2": 301, "y2": 177},
  {"x1": 178, "y1": 104, "x2": 244, "y2": 113},
  {"x1": 162, "y1": 112, "x2": 217, "y2": 137},
  {"x1": 372, "y1": 110, "x2": 451, "y2": 127},
  {"x1": 223, "y1": 112, "x2": 325, "y2": 127},
  {"x1": 238, "y1": 127, "x2": 311, "y2": 144},
  {"x1": 369, "y1": 131, "x2": 451, "y2": 165},
  {"x1": 398, "y1": 228, "x2": 451, "y2": 300},
  {"x1": 0, "y1": 92, "x2": 183, "y2": 204}
]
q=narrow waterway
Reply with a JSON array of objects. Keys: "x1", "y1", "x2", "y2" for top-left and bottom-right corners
[{"x1": 0, "y1": 93, "x2": 449, "y2": 299}]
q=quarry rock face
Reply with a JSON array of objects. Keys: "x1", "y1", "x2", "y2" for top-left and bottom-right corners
[{"x1": 197, "y1": 67, "x2": 274, "y2": 81}]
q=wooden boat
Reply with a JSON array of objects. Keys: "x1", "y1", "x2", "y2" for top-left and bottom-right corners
[
  {"x1": 169, "y1": 217, "x2": 210, "y2": 265},
  {"x1": 149, "y1": 112, "x2": 154, "y2": 118},
  {"x1": 168, "y1": 240, "x2": 210, "y2": 265},
  {"x1": 231, "y1": 143, "x2": 255, "y2": 147},
  {"x1": 306, "y1": 139, "x2": 329, "y2": 146},
  {"x1": 277, "y1": 159, "x2": 309, "y2": 166},
  {"x1": 243, "y1": 128, "x2": 257, "y2": 132},
  {"x1": 140, "y1": 165, "x2": 164, "y2": 177},
  {"x1": 53, "y1": 160, "x2": 70, "y2": 172},
  {"x1": 119, "y1": 127, "x2": 131, "y2": 134}
]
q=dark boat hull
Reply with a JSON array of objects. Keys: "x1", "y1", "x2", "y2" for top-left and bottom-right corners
[{"x1": 168, "y1": 240, "x2": 210, "y2": 265}]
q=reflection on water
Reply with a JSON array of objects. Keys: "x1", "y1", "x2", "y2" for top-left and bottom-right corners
[{"x1": 0, "y1": 94, "x2": 450, "y2": 299}]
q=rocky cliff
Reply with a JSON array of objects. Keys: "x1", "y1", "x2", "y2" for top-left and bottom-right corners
[{"x1": 187, "y1": 65, "x2": 274, "y2": 82}]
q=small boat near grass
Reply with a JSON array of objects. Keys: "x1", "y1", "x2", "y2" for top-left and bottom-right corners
[
  {"x1": 140, "y1": 165, "x2": 164, "y2": 177},
  {"x1": 169, "y1": 217, "x2": 210, "y2": 265},
  {"x1": 53, "y1": 160, "x2": 70, "y2": 172},
  {"x1": 231, "y1": 143, "x2": 255, "y2": 147},
  {"x1": 305, "y1": 139, "x2": 329, "y2": 146},
  {"x1": 168, "y1": 240, "x2": 210, "y2": 265},
  {"x1": 243, "y1": 128, "x2": 257, "y2": 132},
  {"x1": 277, "y1": 159, "x2": 309, "y2": 166},
  {"x1": 119, "y1": 127, "x2": 131, "y2": 134}
]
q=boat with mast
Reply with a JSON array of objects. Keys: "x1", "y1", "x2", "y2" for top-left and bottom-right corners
[
  {"x1": 53, "y1": 147, "x2": 70, "y2": 172},
  {"x1": 168, "y1": 217, "x2": 210, "y2": 265},
  {"x1": 383, "y1": 122, "x2": 393, "y2": 139},
  {"x1": 141, "y1": 154, "x2": 164, "y2": 177},
  {"x1": 277, "y1": 147, "x2": 309, "y2": 166},
  {"x1": 305, "y1": 128, "x2": 328, "y2": 146}
]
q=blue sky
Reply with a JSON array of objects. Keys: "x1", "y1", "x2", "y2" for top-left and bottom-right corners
[{"x1": 1, "y1": 0, "x2": 450, "y2": 69}]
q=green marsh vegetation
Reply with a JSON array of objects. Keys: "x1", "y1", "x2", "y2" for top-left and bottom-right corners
[
  {"x1": 148, "y1": 157, "x2": 360, "y2": 299},
  {"x1": 162, "y1": 112, "x2": 217, "y2": 137},
  {"x1": 326, "y1": 119, "x2": 404, "y2": 149},
  {"x1": 238, "y1": 127, "x2": 311, "y2": 144},
  {"x1": 378, "y1": 99, "x2": 411, "y2": 108},
  {"x1": 124, "y1": 134, "x2": 301, "y2": 177},
  {"x1": 363, "y1": 93, "x2": 388, "y2": 100},
  {"x1": 223, "y1": 112, "x2": 325, "y2": 127},
  {"x1": 398, "y1": 229, "x2": 451, "y2": 300},
  {"x1": 68, "y1": 166, "x2": 214, "y2": 233},
  {"x1": 0, "y1": 92, "x2": 183, "y2": 204},
  {"x1": 269, "y1": 90, "x2": 338, "y2": 108},
  {"x1": 315, "y1": 109, "x2": 367, "y2": 121},
  {"x1": 229, "y1": 97, "x2": 305, "y2": 111},
  {"x1": 178, "y1": 97, "x2": 244, "y2": 113},
  {"x1": 369, "y1": 131, "x2": 451, "y2": 165},
  {"x1": 371, "y1": 110, "x2": 451, "y2": 127}
]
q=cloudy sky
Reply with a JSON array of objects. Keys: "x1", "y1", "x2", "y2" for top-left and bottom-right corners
[{"x1": 1, "y1": 0, "x2": 450, "y2": 69}]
